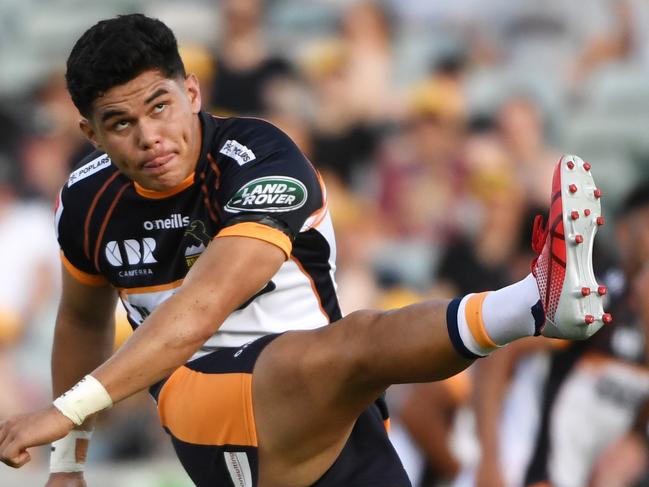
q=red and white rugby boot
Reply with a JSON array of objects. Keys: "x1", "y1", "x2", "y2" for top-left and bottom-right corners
[{"x1": 531, "y1": 155, "x2": 612, "y2": 339}]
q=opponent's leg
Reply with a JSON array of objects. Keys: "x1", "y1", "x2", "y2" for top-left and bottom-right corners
[{"x1": 252, "y1": 156, "x2": 610, "y2": 487}]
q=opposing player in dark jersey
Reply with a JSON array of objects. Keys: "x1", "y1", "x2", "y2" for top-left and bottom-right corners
[
  {"x1": 0, "y1": 14, "x2": 611, "y2": 487},
  {"x1": 523, "y1": 182, "x2": 649, "y2": 487},
  {"x1": 471, "y1": 181, "x2": 649, "y2": 487}
]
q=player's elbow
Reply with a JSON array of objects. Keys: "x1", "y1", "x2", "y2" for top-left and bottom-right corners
[
  {"x1": 185, "y1": 310, "x2": 223, "y2": 345},
  {"x1": 159, "y1": 293, "x2": 225, "y2": 352},
  {"x1": 164, "y1": 319, "x2": 216, "y2": 355}
]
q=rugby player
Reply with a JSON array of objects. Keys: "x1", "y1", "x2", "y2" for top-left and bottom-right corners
[
  {"x1": 523, "y1": 181, "x2": 649, "y2": 487},
  {"x1": 0, "y1": 14, "x2": 611, "y2": 487}
]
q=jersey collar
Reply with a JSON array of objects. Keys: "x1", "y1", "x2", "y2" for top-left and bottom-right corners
[{"x1": 134, "y1": 171, "x2": 195, "y2": 199}]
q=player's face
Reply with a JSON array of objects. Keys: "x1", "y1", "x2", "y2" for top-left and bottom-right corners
[{"x1": 80, "y1": 70, "x2": 202, "y2": 192}]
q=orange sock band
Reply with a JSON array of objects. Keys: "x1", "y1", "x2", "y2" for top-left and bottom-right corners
[{"x1": 464, "y1": 292, "x2": 498, "y2": 350}]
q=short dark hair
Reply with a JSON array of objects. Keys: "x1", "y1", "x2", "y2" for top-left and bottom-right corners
[{"x1": 66, "y1": 14, "x2": 186, "y2": 117}]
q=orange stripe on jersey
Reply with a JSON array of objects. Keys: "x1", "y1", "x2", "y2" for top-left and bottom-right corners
[
  {"x1": 60, "y1": 251, "x2": 109, "y2": 286},
  {"x1": 217, "y1": 222, "x2": 292, "y2": 259},
  {"x1": 464, "y1": 292, "x2": 497, "y2": 350},
  {"x1": 84, "y1": 170, "x2": 121, "y2": 260},
  {"x1": 207, "y1": 153, "x2": 222, "y2": 190},
  {"x1": 383, "y1": 418, "x2": 391, "y2": 433},
  {"x1": 119, "y1": 278, "x2": 184, "y2": 294},
  {"x1": 291, "y1": 256, "x2": 329, "y2": 321},
  {"x1": 134, "y1": 172, "x2": 195, "y2": 199},
  {"x1": 94, "y1": 182, "x2": 131, "y2": 270},
  {"x1": 158, "y1": 368, "x2": 258, "y2": 447},
  {"x1": 199, "y1": 177, "x2": 219, "y2": 223}
]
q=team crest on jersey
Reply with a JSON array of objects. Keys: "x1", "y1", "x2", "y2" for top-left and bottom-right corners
[
  {"x1": 68, "y1": 155, "x2": 111, "y2": 187},
  {"x1": 225, "y1": 176, "x2": 307, "y2": 213},
  {"x1": 220, "y1": 139, "x2": 256, "y2": 166},
  {"x1": 184, "y1": 220, "x2": 211, "y2": 268}
]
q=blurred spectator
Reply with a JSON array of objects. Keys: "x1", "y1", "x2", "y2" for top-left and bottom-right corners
[
  {"x1": 496, "y1": 95, "x2": 559, "y2": 208},
  {"x1": 623, "y1": 0, "x2": 649, "y2": 68},
  {"x1": 377, "y1": 77, "x2": 467, "y2": 241},
  {"x1": 480, "y1": 0, "x2": 624, "y2": 75},
  {"x1": 339, "y1": 1, "x2": 398, "y2": 124},
  {"x1": 21, "y1": 71, "x2": 93, "y2": 201},
  {"x1": 434, "y1": 123, "x2": 526, "y2": 296},
  {"x1": 209, "y1": 0, "x2": 294, "y2": 115},
  {"x1": 323, "y1": 169, "x2": 382, "y2": 313},
  {"x1": 179, "y1": 43, "x2": 217, "y2": 109},
  {"x1": 0, "y1": 154, "x2": 60, "y2": 419},
  {"x1": 301, "y1": 38, "x2": 379, "y2": 186},
  {"x1": 497, "y1": 96, "x2": 560, "y2": 206}
]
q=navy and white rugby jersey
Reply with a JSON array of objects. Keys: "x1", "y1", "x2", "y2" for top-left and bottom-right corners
[{"x1": 55, "y1": 112, "x2": 341, "y2": 358}]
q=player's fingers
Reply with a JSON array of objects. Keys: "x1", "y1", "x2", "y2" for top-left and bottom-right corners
[
  {"x1": 0, "y1": 421, "x2": 9, "y2": 446},
  {"x1": 11, "y1": 449, "x2": 31, "y2": 468},
  {"x1": 0, "y1": 425, "x2": 28, "y2": 467},
  {"x1": 1, "y1": 448, "x2": 30, "y2": 468},
  {"x1": 0, "y1": 429, "x2": 14, "y2": 463}
]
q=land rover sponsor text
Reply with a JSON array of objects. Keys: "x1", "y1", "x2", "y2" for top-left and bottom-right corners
[{"x1": 225, "y1": 176, "x2": 307, "y2": 213}]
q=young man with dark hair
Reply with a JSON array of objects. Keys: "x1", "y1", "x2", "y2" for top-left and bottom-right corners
[{"x1": 0, "y1": 14, "x2": 610, "y2": 487}]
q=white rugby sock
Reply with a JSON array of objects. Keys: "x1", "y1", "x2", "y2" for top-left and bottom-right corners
[{"x1": 448, "y1": 274, "x2": 542, "y2": 358}]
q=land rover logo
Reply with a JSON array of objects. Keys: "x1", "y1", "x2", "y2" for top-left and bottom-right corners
[{"x1": 225, "y1": 176, "x2": 308, "y2": 213}]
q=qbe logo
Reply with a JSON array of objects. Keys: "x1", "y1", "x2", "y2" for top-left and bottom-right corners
[{"x1": 105, "y1": 238, "x2": 158, "y2": 266}]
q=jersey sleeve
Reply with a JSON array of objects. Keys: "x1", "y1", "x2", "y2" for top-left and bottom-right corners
[
  {"x1": 54, "y1": 186, "x2": 109, "y2": 286},
  {"x1": 214, "y1": 119, "x2": 325, "y2": 258}
]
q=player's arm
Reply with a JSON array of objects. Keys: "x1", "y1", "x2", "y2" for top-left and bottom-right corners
[
  {"x1": 93, "y1": 234, "x2": 286, "y2": 400},
  {"x1": 0, "y1": 235, "x2": 285, "y2": 468},
  {"x1": 46, "y1": 265, "x2": 117, "y2": 486},
  {"x1": 52, "y1": 265, "x2": 118, "y2": 407},
  {"x1": 399, "y1": 381, "x2": 463, "y2": 481},
  {"x1": 589, "y1": 398, "x2": 649, "y2": 487},
  {"x1": 473, "y1": 337, "x2": 547, "y2": 487}
]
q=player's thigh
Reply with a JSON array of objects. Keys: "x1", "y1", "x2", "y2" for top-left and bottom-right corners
[{"x1": 252, "y1": 312, "x2": 387, "y2": 456}]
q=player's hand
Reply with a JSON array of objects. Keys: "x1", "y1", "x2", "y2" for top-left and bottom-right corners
[
  {"x1": 44, "y1": 472, "x2": 87, "y2": 487},
  {"x1": 0, "y1": 406, "x2": 74, "y2": 468}
]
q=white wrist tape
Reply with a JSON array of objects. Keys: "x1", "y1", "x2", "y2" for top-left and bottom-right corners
[
  {"x1": 53, "y1": 375, "x2": 113, "y2": 426},
  {"x1": 50, "y1": 430, "x2": 93, "y2": 473}
]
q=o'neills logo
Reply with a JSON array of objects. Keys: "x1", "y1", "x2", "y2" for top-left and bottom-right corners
[{"x1": 143, "y1": 214, "x2": 190, "y2": 231}]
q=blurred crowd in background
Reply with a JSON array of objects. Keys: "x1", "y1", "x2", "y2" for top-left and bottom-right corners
[{"x1": 2, "y1": 0, "x2": 649, "y2": 486}]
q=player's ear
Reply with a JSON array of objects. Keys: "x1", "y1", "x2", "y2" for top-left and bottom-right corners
[
  {"x1": 184, "y1": 73, "x2": 202, "y2": 114},
  {"x1": 79, "y1": 119, "x2": 102, "y2": 149}
]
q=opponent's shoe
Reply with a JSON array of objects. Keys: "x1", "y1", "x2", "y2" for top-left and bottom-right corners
[{"x1": 531, "y1": 155, "x2": 612, "y2": 339}]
